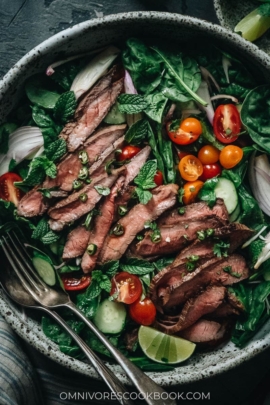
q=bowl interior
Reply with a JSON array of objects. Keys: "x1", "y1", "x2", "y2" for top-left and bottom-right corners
[{"x1": 1, "y1": 11, "x2": 270, "y2": 386}]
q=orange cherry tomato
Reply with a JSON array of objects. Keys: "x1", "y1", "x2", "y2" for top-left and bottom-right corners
[
  {"x1": 182, "y1": 180, "x2": 204, "y2": 205},
  {"x1": 110, "y1": 272, "x2": 142, "y2": 304},
  {"x1": 179, "y1": 154, "x2": 203, "y2": 181},
  {"x1": 129, "y1": 298, "x2": 156, "y2": 326},
  {"x1": 166, "y1": 118, "x2": 202, "y2": 145},
  {"x1": 154, "y1": 170, "x2": 163, "y2": 186},
  {"x1": 198, "y1": 145, "x2": 220, "y2": 164},
  {"x1": 219, "y1": 145, "x2": 244, "y2": 169}
]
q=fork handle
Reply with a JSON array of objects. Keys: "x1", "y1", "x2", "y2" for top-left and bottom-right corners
[
  {"x1": 65, "y1": 301, "x2": 176, "y2": 405},
  {"x1": 40, "y1": 307, "x2": 134, "y2": 405}
]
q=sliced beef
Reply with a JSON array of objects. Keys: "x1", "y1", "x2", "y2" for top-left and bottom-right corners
[
  {"x1": 178, "y1": 319, "x2": 230, "y2": 346},
  {"x1": 113, "y1": 186, "x2": 135, "y2": 223},
  {"x1": 149, "y1": 254, "x2": 249, "y2": 310},
  {"x1": 81, "y1": 176, "x2": 125, "y2": 273},
  {"x1": 215, "y1": 222, "x2": 254, "y2": 251},
  {"x1": 48, "y1": 167, "x2": 125, "y2": 231},
  {"x1": 123, "y1": 146, "x2": 151, "y2": 188},
  {"x1": 61, "y1": 72, "x2": 124, "y2": 152},
  {"x1": 62, "y1": 225, "x2": 92, "y2": 260},
  {"x1": 227, "y1": 291, "x2": 245, "y2": 312},
  {"x1": 17, "y1": 187, "x2": 49, "y2": 218},
  {"x1": 124, "y1": 328, "x2": 139, "y2": 352},
  {"x1": 208, "y1": 302, "x2": 241, "y2": 318},
  {"x1": 132, "y1": 215, "x2": 227, "y2": 258},
  {"x1": 98, "y1": 184, "x2": 179, "y2": 263}
]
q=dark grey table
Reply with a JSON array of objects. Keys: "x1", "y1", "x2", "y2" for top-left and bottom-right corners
[{"x1": 0, "y1": 1, "x2": 269, "y2": 404}]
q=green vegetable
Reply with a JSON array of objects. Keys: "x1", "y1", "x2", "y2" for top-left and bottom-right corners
[
  {"x1": 213, "y1": 241, "x2": 230, "y2": 258},
  {"x1": 124, "y1": 119, "x2": 149, "y2": 145},
  {"x1": 234, "y1": 5, "x2": 270, "y2": 42},
  {"x1": 45, "y1": 138, "x2": 67, "y2": 162},
  {"x1": 94, "y1": 185, "x2": 110, "y2": 196},
  {"x1": 54, "y1": 91, "x2": 77, "y2": 124},
  {"x1": 214, "y1": 177, "x2": 238, "y2": 214},
  {"x1": 121, "y1": 258, "x2": 155, "y2": 275},
  {"x1": 32, "y1": 251, "x2": 56, "y2": 286},
  {"x1": 134, "y1": 160, "x2": 157, "y2": 204},
  {"x1": 15, "y1": 156, "x2": 57, "y2": 189},
  {"x1": 93, "y1": 299, "x2": 126, "y2": 334},
  {"x1": 198, "y1": 177, "x2": 219, "y2": 207},
  {"x1": 85, "y1": 270, "x2": 112, "y2": 300},
  {"x1": 118, "y1": 94, "x2": 148, "y2": 114},
  {"x1": 25, "y1": 75, "x2": 60, "y2": 109}
]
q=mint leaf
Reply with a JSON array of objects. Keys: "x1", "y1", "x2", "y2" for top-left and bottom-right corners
[
  {"x1": 46, "y1": 138, "x2": 67, "y2": 162},
  {"x1": 15, "y1": 156, "x2": 57, "y2": 188},
  {"x1": 153, "y1": 257, "x2": 175, "y2": 271},
  {"x1": 86, "y1": 281, "x2": 102, "y2": 300},
  {"x1": 99, "y1": 276, "x2": 111, "y2": 293},
  {"x1": 134, "y1": 160, "x2": 157, "y2": 190},
  {"x1": 94, "y1": 185, "x2": 110, "y2": 196},
  {"x1": 25, "y1": 76, "x2": 60, "y2": 109},
  {"x1": 135, "y1": 188, "x2": 152, "y2": 204},
  {"x1": 124, "y1": 119, "x2": 149, "y2": 145},
  {"x1": 144, "y1": 93, "x2": 168, "y2": 123},
  {"x1": 54, "y1": 91, "x2": 77, "y2": 124},
  {"x1": 41, "y1": 230, "x2": 60, "y2": 245},
  {"x1": 118, "y1": 94, "x2": 148, "y2": 114},
  {"x1": 198, "y1": 177, "x2": 219, "y2": 208},
  {"x1": 41, "y1": 126, "x2": 59, "y2": 148},
  {"x1": 32, "y1": 217, "x2": 50, "y2": 240},
  {"x1": 44, "y1": 159, "x2": 57, "y2": 178},
  {"x1": 99, "y1": 260, "x2": 119, "y2": 277},
  {"x1": 121, "y1": 258, "x2": 155, "y2": 275}
]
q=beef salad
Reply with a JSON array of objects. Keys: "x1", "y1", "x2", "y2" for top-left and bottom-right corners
[{"x1": 1, "y1": 38, "x2": 270, "y2": 369}]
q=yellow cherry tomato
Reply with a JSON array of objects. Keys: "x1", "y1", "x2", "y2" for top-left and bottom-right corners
[
  {"x1": 219, "y1": 145, "x2": 243, "y2": 169},
  {"x1": 198, "y1": 145, "x2": 220, "y2": 164}
]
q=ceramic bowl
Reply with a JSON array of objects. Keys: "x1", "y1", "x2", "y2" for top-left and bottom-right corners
[
  {"x1": 1, "y1": 11, "x2": 270, "y2": 386},
  {"x1": 214, "y1": 0, "x2": 270, "y2": 54}
]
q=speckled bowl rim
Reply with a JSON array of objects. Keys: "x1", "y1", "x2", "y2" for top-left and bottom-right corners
[
  {"x1": 213, "y1": 0, "x2": 229, "y2": 29},
  {"x1": 1, "y1": 11, "x2": 270, "y2": 386}
]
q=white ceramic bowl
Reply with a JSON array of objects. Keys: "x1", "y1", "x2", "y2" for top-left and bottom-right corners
[
  {"x1": 1, "y1": 11, "x2": 270, "y2": 386},
  {"x1": 214, "y1": 0, "x2": 270, "y2": 54}
]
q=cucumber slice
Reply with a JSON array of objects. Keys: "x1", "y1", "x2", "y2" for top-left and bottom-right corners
[
  {"x1": 104, "y1": 103, "x2": 126, "y2": 124},
  {"x1": 229, "y1": 203, "x2": 241, "y2": 222},
  {"x1": 93, "y1": 299, "x2": 126, "y2": 334},
  {"x1": 214, "y1": 177, "x2": 238, "y2": 214},
  {"x1": 32, "y1": 252, "x2": 56, "y2": 286}
]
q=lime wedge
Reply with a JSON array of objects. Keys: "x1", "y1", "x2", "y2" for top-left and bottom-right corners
[
  {"x1": 234, "y1": 8, "x2": 270, "y2": 42},
  {"x1": 138, "y1": 326, "x2": 196, "y2": 364}
]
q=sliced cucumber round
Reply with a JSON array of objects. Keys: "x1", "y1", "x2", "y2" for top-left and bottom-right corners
[
  {"x1": 214, "y1": 177, "x2": 238, "y2": 214},
  {"x1": 93, "y1": 298, "x2": 126, "y2": 334},
  {"x1": 32, "y1": 252, "x2": 56, "y2": 286},
  {"x1": 229, "y1": 203, "x2": 241, "y2": 222}
]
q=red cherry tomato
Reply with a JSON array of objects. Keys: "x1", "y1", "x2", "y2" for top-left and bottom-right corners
[
  {"x1": 154, "y1": 170, "x2": 163, "y2": 186},
  {"x1": 61, "y1": 274, "x2": 91, "y2": 291},
  {"x1": 200, "y1": 163, "x2": 222, "y2": 181},
  {"x1": 117, "y1": 146, "x2": 141, "y2": 161},
  {"x1": 166, "y1": 118, "x2": 202, "y2": 145},
  {"x1": 110, "y1": 272, "x2": 142, "y2": 304},
  {"x1": 213, "y1": 104, "x2": 241, "y2": 144},
  {"x1": 129, "y1": 298, "x2": 156, "y2": 326},
  {"x1": 0, "y1": 172, "x2": 24, "y2": 206}
]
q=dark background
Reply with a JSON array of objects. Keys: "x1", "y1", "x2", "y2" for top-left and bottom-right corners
[{"x1": 0, "y1": 1, "x2": 270, "y2": 404}]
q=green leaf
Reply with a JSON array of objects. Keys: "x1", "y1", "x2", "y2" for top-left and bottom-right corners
[
  {"x1": 124, "y1": 119, "x2": 149, "y2": 145},
  {"x1": 25, "y1": 76, "x2": 60, "y2": 109},
  {"x1": 41, "y1": 126, "x2": 59, "y2": 149},
  {"x1": 118, "y1": 94, "x2": 148, "y2": 114},
  {"x1": 258, "y1": 3, "x2": 270, "y2": 17},
  {"x1": 32, "y1": 217, "x2": 50, "y2": 240},
  {"x1": 198, "y1": 177, "x2": 219, "y2": 207},
  {"x1": 146, "y1": 122, "x2": 166, "y2": 176},
  {"x1": 76, "y1": 294, "x2": 99, "y2": 319},
  {"x1": 134, "y1": 160, "x2": 157, "y2": 190},
  {"x1": 45, "y1": 138, "x2": 67, "y2": 162},
  {"x1": 213, "y1": 241, "x2": 230, "y2": 258},
  {"x1": 86, "y1": 280, "x2": 102, "y2": 300},
  {"x1": 99, "y1": 276, "x2": 111, "y2": 293},
  {"x1": 144, "y1": 93, "x2": 167, "y2": 123},
  {"x1": 94, "y1": 185, "x2": 110, "y2": 196},
  {"x1": 32, "y1": 105, "x2": 55, "y2": 128},
  {"x1": 99, "y1": 260, "x2": 120, "y2": 277},
  {"x1": 0, "y1": 123, "x2": 17, "y2": 154},
  {"x1": 41, "y1": 230, "x2": 60, "y2": 245},
  {"x1": 121, "y1": 258, "x2": 155, "y2": 275},
  {"x1": 153, "y1": 256, "x2": 175, "y2": 271},
  {"x1": 54, "y1": 91, "x2": 77, "y2": 123},
  {"x1": 135, "y1": 188, "x2": 153, "y2": 205}
]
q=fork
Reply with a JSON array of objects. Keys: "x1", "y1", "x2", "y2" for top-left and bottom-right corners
[{"x1": 1, "y1": 231, "x2": 176, "y2": 405}]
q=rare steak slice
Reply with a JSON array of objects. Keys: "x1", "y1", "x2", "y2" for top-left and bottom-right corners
[
  {"x1": 48, "y1": 167, "x2": 125, "y2": 231},
  {"x1": 98, "y1": 184, "x2": 179, "y2": 263},
  {"x1": 81, "y1": 176, "x2": 125, "y2": 273},
  {"x1": 123, "y1": 146, "x2": 151, "y2": 188},
  {"x1": 17, "y1": 187, "x2": 49, "y2": 218},
  {"x1": 178, "y1": 319, "x2": 231, "y2": 346},
  {"x1": 62, "y1": 225, "x2": 92, "y2": 260}
]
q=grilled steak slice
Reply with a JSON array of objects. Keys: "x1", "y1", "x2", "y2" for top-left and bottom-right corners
[
  {"x1": 17, "y1": 187, "x2": 49, "y2": 218},
  {"x1": 62, "y1": 225, "x2": 92, "y2": 260},
  {"x1": 61, "y1": 74, "x2": 124, "y2": 152},
  {"x1": 132, "y1": 215, "x2": 227, "y2": 258},
  {"x1": 178, "y1": 319, "x2": 230, "y2": 346},
  {"x1": 48, "y1": 167, "x2": 125, "y2": 231},
  {"x1": 208, "y1": 302, "x2": 241, "y2": 318},
  {"x1": 81, "y1": 176, "x2": 125, "y2": 273},
  {"x1": 99, "y1": 184, "x2": 179, "y2": 263}
]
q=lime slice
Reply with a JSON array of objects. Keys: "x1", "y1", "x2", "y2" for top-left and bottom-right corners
[{"x1": 138, "y1": 326, "x2": 196, "y2": 364}]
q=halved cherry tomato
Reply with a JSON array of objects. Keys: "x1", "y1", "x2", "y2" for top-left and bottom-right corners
[
  {"x1": 219, "y1": 145, "x2": 244, "y2": 169},
  {"x1": 0, "y1": 172, "x2": 24, "y2": 206},
  {"x1": 182, "y1": 180, "x2": 204, "y2": 205},
  {"x1": 110, "y1": 272, "x2": 142, "y2": 304},
  {"x1": 200, "y1": 163, "x2": 222, "y2": 181},
  {"x1": 198, "y1": 145, "x2": 220, "y2": 164},
  {"x1": 154, "y1": 170, "x2": 163, "y2": 186},
  {"x1": 213, "y1": 104, "x2": 241, "y2": 144},
  {"x1": 61, "y1": 274, "x2": 91, "y2": 291},
  {"x1": 179, "y1": 155, "x2": 203, "y2": 181},
  {"x1": 129, "y1": 298, "x2": 156, "y2": 326},
  {"x1": 166, "y1": 118, "x2": 202, "y2": 145},
  {"x1": 117, "y1": 145, "x2": 141, "y2": 161}
]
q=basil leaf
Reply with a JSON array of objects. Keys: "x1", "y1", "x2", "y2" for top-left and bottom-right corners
[
  {"x1": 54, "y1": 91, "x2": 77, "y2": 124},
  {"x1": 135, "y1": 188, "x2": 152, "y2": 205},
  {"x1": 118, "y1": 94, "x2": 148, "y2": 114},
  {"x1": 134, "y1": 160, "x2": 157, "y2": 190},
  {"x1": 94, "y1": 185, "x2": 110, "y2": 196},
  {"x1": 121, "y1": 258, "x2": 155, "y2": 275}
]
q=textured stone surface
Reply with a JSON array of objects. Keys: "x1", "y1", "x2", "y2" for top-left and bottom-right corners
[{"x1": 0, "y1": 0, "x2": 218, "y2": 78}]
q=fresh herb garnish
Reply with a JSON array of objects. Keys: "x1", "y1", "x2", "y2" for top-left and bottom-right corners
[
  {"x1": 213, "y1": 241, "x2": 230, "y2": 257},
  {"x1": 134, "y1": 160, "x2": 157, "y2": 204}
]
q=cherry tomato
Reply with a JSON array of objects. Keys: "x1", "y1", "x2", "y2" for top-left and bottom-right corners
[
  {"x1": 219, "y1": 145, "x2": 244, "y2": 169},
  {"x1": 154, "y1": 170, "x2": 163, "y2": 186},
  {"x1": 129, "y1": 298, "x2": 156, "y2": 326},
  {"x1": 213, "y1": 104, "x2": 241, "y2": 144},
  {"x1": 61, "y1": 274, "x2": 91, "y2": 291},
  {"x1": 198, "y1": 145, "x2": 220, "y2": 164},
  {"x1": 166, "y1": 118, "x2": 202, "y2": 145},
  {"x1": 179, "y1": 154, "x2": 203, "y2": 181},
  {"x1": 110, "y1": 272, "x2": 142, "y2": 304},
  {"x1": 200, "y1": 163, "x2": 222, "y2": 181},
  {"x1": 117, "y1": 146, "x2": 141, "y2": 161},
  {"x1": 182, "y1": 180, "x2": 204, "y2": 205},
  {"x1": 0, "y1": 172, "x2": 24, "y2": 206}
]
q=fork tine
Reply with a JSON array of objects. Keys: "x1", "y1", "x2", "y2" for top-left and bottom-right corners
[
  {"x1": 7, "y1": 231, "x2": 48, "y2": 289},
  {"x1": 1, "y1": 235, "x2": 44, "y2": 298}
]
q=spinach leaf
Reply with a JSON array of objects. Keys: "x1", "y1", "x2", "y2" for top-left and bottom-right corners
[
  {"x1": 237, "y1": 185, "x2": 264, "y2": 227},
  {"x1": 84, "y1": 330, "x2": 119, "y2": 358},
  {"x1": 54, "y1": 91, "x2": 77, "y2": 124},
  {"x1": 201, "y1": 121, "x2": 224, "y2": 151},
  {"x1": 144, "y1": 93, "x2": 168, "y2": 123},
  {"x1": 121, "y1": 258, "x2": 155, "y2": 275},
  {"x1": 146, "y1": 122, "x2": 165, "y2": 176},
  {"x1": 25, "y1": 76, "x2": 60, "y2": 109},
  {"x1": 76, "y1": 294, "x2": 99, "y2": 319},
  {"x1": 49, "y1": 58, "x2": 87, "y2": 91},
  {"x1": 241, "y1": 85, "x2": 270, "y2": 154},
  {"x1": 0, "y1": 123, "x2": 17, "y2": 154},
  {"x1": 42, "y1": 315, "x2": 85, "y2": 346},
  {"x1": 198, "y1": 177, "x2": 219, "y2": 207}
]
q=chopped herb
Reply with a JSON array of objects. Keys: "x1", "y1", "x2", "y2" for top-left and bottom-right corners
[
  {"x1": 178, "y1": 207, "x2": 185, "y2": 215},
  {"x1": 87, "y1": 243, "x2": 97, "y2": 256},
  {"x1": 183, "y1": 234, "x2": 189, "y2": 240},
  {"x1": 197, "y1": 230, "x2": 205, "y2": 241},
  {"x1": 151, "y1": 230, "x2": 161, "y2": 244},
  {"x1": 73, "y1": 179, "x2": 83, "y2": 190},
  {"x1": 206, "y1": 228, "x2": 214, "y2": 237},
  {"x1": 223, "y1": 266, "x2": 232, "y2": 273},
  {"x1": 223, "y1": 265, "x2": 242, "y2": 278},
  {"x1": 37, "y1": 186, "x2": 59, "y2": 199},
  {"x1": 186, "y1": 261, "x2": 196, "y2": 272},
  {"x1": 79, "y1": 150, "x2": 89, "y2": 165},
  {"x1": 136, "y1": 235, "x2": 143, "y2": 241},
  {"x1": 213, "y1": 241, "x2": 230, "y2": 257},
  {"x1": 186, "y1": 255, "x2": 199, "y2": 262}
]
